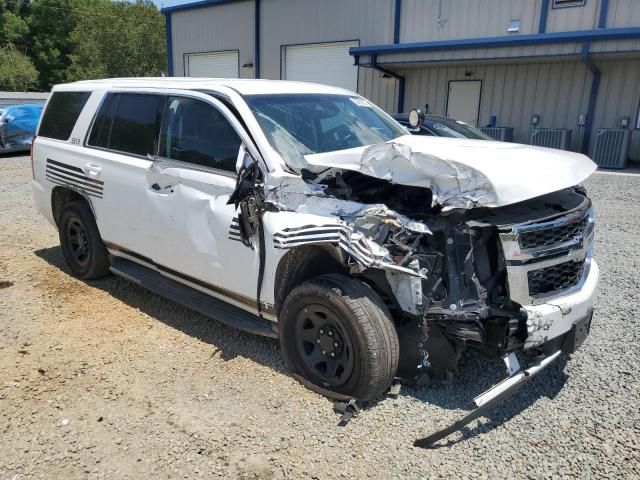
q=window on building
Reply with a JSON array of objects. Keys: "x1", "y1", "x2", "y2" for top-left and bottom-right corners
[
  {"x1": 39, "y1": 92, "x2": 91, "y2": 140},
  {"x1": 159, "y1": 96, "x2": 241, "y2": 172},
  {"x1": 552, "y1": 0, "x2": 586, "y2": 8},
  {"x1": 108, "y1": 93, "x2": 164, "y2": 157}
]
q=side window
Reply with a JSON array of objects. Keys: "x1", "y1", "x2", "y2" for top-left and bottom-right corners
[
  {"x1": 108, "y1": 93, "x2": 164, "y2": 156},
  {"x1": 87, "y1": 93, "x2": 118, "y2": 148},
  {"x1": 159, "y1": 96, "x2": 241, "y2": 172},
  {"x1": 38, "y1": 91, "x2": 91, "y2": 140}
]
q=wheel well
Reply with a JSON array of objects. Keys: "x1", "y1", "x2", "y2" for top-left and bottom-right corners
[
  {"x1": 51, "y1": 187, "x2": 88, "y2": 227},
  {"x1": 273, "y1": 245, "x2": 347, "y2": 316}
]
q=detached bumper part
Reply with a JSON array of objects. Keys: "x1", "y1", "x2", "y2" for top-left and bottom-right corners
[{"x1": 414, "y1": 350, "x2": 562, "y2": 449}]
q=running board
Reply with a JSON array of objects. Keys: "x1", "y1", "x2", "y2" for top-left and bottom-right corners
[
  {"x1": 414, "y1": 350, "x2": 562, "y2": 448},
  {"x1": 109, "y1": 256, "x2": 278, "y2": 338}
]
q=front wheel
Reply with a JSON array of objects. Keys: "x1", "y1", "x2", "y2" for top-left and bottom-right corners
[{"x1": 279, "y1": 274, "x2": 399, "y2": 401}]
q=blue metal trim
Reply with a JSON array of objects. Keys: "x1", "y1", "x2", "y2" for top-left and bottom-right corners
[
  {"x1": 539, "y1": 0, "x2": 549, "y2": 33},
  {"x1": 349, "y1": 27, "x2": 640, "y2": 56},
  {"x1": 369, "y1": 56, "x2": 405, "y2": 113},
  {"x1": 580, "y1": 42, "x2": 601, "y2": 154},
  {"x1": 255, "y1": 0, "x2": 260, "y2": 78},
  {"x1": 598, "y1": 0, "x2": 609, "y2": 28},
  {"x1": 393, "y1": 0, "x2": 402, "y2": 44},
  {"x1": 165, "y1": 13, "x2": 174, "y2": 76},
  {"x1": 161, "y1": 0, "x2": 242, "y2": 14}
]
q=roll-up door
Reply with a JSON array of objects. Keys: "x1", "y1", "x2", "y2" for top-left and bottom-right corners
[
  {"x1": 186, "y1": 51, "x2": 239, "y2": 78},
  {"x1": 283, "y1": 41, "x2": 358, "y2": 92}
]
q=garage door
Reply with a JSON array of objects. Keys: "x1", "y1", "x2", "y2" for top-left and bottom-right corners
[
  {"x1": 186, "y1": 51, "x2": 239, "y2": 78},
  {"x1": 283, "y1": 41, "x2": 358, "y2": 92}
]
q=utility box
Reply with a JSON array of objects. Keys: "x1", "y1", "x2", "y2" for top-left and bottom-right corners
[
  {"x1": 480, "y1": 127, "x2": 514, "y2": 142},
  {"x1": 592, "y1": 129, "x2": 631, "y2": 169},
  {"x1": 530, "y1": 128, "x2": 572, "y2": 150}
]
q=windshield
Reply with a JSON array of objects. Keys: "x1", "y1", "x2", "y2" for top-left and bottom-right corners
[
  {"x1": 423, "y1": 118, "x2": 493, "y2": 140},
  {"x1": 245, "y1": 94, "x2": 407, "y2": 171}
]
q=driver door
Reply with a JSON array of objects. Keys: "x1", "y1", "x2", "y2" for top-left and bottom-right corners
[{"x1": 146, "y1": 94, "x2": 261, "y2": 310}]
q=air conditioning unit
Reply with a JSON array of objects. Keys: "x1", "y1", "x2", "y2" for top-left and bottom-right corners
[
  {"x1": 480, "y1": 127, "x2": 514, "y2": 142},
  {"x1": 530, "y1": 128, "x2": 572, "y2": 150},
  {"x1": 592, "y1": 128, "x2": 631, "y2": 169}
]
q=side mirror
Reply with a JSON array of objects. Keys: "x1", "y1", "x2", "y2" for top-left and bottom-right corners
[{"x1": 408, "y1": 108, "x2": 425, "y2": 128}]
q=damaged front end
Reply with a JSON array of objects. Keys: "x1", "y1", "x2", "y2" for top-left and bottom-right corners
[{"x1": 265, "y1": 137, "x2": 598, "y2": 389}]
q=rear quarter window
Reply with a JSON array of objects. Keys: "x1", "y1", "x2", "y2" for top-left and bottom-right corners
[
  {"x1": 38, "y1": 92, "x2": 91, "y2": 140},
  {"x1": 88, "y1": 92, "x2": 164, "y2": 157}
]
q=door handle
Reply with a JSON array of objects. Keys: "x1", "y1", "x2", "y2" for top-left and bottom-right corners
[
  {"x1": 84, "y1": 164, "x2": 102, "y2": 177},
  {"x1": 150, "y1": 183, "x2": 174, "y2": 194}
]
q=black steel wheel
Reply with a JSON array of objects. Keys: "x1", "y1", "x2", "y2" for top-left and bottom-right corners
[
  {"x1": 294, "y1": 303, "x2": 356, "y2": 387},
  {"x1": 66, "y1": 218, "x2": 91, "y2": 268},
  {"x1": 279, "y1": 274, "x2": 399, "y2": 401},
  {"x1": 59, "y1": 200, "x2": 110, "y2": 279}
]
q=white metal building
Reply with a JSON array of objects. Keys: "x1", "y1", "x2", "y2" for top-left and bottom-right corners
[{"x1": 163, "y1": 0, "x2": 640, "y2": 166}]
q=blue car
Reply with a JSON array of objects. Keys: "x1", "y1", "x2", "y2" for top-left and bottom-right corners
[{"x1": 0, "y1": 103, "x2": 44, "y2": 153}]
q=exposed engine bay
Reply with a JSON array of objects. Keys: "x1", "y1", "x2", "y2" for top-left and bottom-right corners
[{"x1": 309, "y1": 168, "x2": 591, "y2": 384}]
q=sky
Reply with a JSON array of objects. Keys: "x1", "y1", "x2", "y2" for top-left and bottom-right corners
[{"x1": 153, "y1": 0, "x2": 198, "y2": 9}]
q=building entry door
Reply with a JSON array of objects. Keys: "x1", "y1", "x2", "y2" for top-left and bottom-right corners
[{"x1": 446, "y1": 80, "x2": 481, "y2": 126}]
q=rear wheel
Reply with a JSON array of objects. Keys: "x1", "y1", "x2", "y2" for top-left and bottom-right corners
[
  {"x1": 59, "y1": 200, "x2": 110, "y2": 279},
  {"x1": 279, "y1": 274, "x2": 399, "y2": 400}
]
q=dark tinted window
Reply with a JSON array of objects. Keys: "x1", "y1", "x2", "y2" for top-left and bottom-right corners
[
  {"x1": 159, "y1": 96, "x2": 241, "y2": 172},
  {"x1": 87, "y1": 93, "x2": 118, "y2": 148},
  {"x1": 108, "y1": 93, "x2": 164, "y2": 156},
  {"x1": 38, "y1": 92, "x2": 91, "y2": 140}
]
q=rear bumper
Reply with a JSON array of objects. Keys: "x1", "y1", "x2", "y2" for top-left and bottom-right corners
[{"x1": 522, "y1": 258, "x2": 599, "y2": 350}]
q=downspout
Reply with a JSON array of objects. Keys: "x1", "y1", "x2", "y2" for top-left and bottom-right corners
[
  {"x1": 538, "y1": 0, "x2": 549, "y2": 33},
  {"x1": 393, "y1": 0, "x2": 402, "y2": 44},
  {"x1": 371, "y1": 55, "x2": 405, "y2": 113},
  {"x1": 580, "y1": 42, "x2": 601, "y2": 155},
  {"x1": 254, "y1": 0, "x2": 261, "y2": 78},
  {"x1": 598, "y1": 0, "x2": 609, "y2": 28},
  {"x1": 165, "y1": 13, "x2": 174, "y2": 76}
]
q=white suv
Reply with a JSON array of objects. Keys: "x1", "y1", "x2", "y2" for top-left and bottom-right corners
[{"x1": 32, "y1": 78, "x2": 599, "y2": 407}]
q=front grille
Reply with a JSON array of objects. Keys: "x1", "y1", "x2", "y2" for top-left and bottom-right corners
[
  {"x1": 519, "y1": 216, "x2": 589, "y2": 249},
  {"x1": 527, "y1": 261, "x2": 585, "y2": 296}
]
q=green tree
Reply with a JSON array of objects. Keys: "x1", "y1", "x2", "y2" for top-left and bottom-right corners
[
  {"x1": 0, "y1": 43, "x2": 38, "y2": 90},
  {"x1": 27, "y1": 0, "x2": 78, "y2": 90},
  {"x1": 0, "y1": 1, "x2": 30, "y2": 50},
  {"x1": 66, "y1": 0, "x2": 166, "y2": 82}
]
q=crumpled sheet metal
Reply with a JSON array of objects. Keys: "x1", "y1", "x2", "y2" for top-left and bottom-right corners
[
  {"x1": 265, "y1": 178, "x2": 430, "y2": 277},
  {"x1": 358, "y1": 142, "x2": 496, "y2": 210},
  {"x1": 304, "y1": 134, "x2": 597, "y2": 211}
]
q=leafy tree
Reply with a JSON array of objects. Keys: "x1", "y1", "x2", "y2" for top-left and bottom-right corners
[
  {"x1": 27, "y1": 0, "x2": 78, "y2": 89},
  {"x1": 66, "y1": 0, "x2": 166, "y2": 81},
  {"x1": 0, "y1": 43, "x2": 38, "y2": 90}
]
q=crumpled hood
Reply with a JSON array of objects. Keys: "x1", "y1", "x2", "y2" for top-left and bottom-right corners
[{"x1": 304, "y1": 135, "x2": 597, "y2": 209}]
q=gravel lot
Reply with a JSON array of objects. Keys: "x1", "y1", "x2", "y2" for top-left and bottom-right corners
[{"x1": 1, "y1": 153, "x2": 639, "y2": 479}]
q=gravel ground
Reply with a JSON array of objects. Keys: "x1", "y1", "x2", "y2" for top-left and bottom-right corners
[{"x1": 1, "y1": 153, "x2": 639, "y2": 479}]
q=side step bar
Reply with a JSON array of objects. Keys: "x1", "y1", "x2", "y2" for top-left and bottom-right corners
[
  {"x1": 414, "y1": 350, "x2": 562, "y2": 448},
  {"x1": 109, "y1": 256, "x2": 278, "y2": 339}
]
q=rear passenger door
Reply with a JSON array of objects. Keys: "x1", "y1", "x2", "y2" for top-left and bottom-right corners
[{"x1": 146, "y1": 94, "x2": 261, "y2": 309}]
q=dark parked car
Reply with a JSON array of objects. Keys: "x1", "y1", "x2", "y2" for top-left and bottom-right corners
[
  {"x1": 393, "y1": 112, "x2": 494, "y2": 140},
  {"x1": 0, "y1": 103, "x2": 44, "y2": 153}
]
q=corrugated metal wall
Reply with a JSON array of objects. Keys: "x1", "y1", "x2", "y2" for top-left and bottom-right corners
[
  {"x1": 170, "y1": 0, "x2": 255, "y2": 78},
  {"x1": 400, "y1": 0, "x2": 542, "y2": 43},
  {"x1": 591, "y1": 58, "x2": 640, "y2": 160},
  {"x1": 258, "y1": 0, "x2": 397, "y2": 110},
  {"x1": 397, "y1": 58, "x2": 640, "y2": 160}
]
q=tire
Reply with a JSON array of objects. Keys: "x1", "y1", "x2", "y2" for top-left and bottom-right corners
[
  {"x1": 58, "y1": 200, "x2": 110, "y2": 280},
  {"x1": 279, "y1": 274, "x2": 399, "y2": 401}
]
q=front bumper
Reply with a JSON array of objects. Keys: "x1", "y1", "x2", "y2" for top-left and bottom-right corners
[{"x1": 522, "y1": 258, "x2": 599, "y2": 349}]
